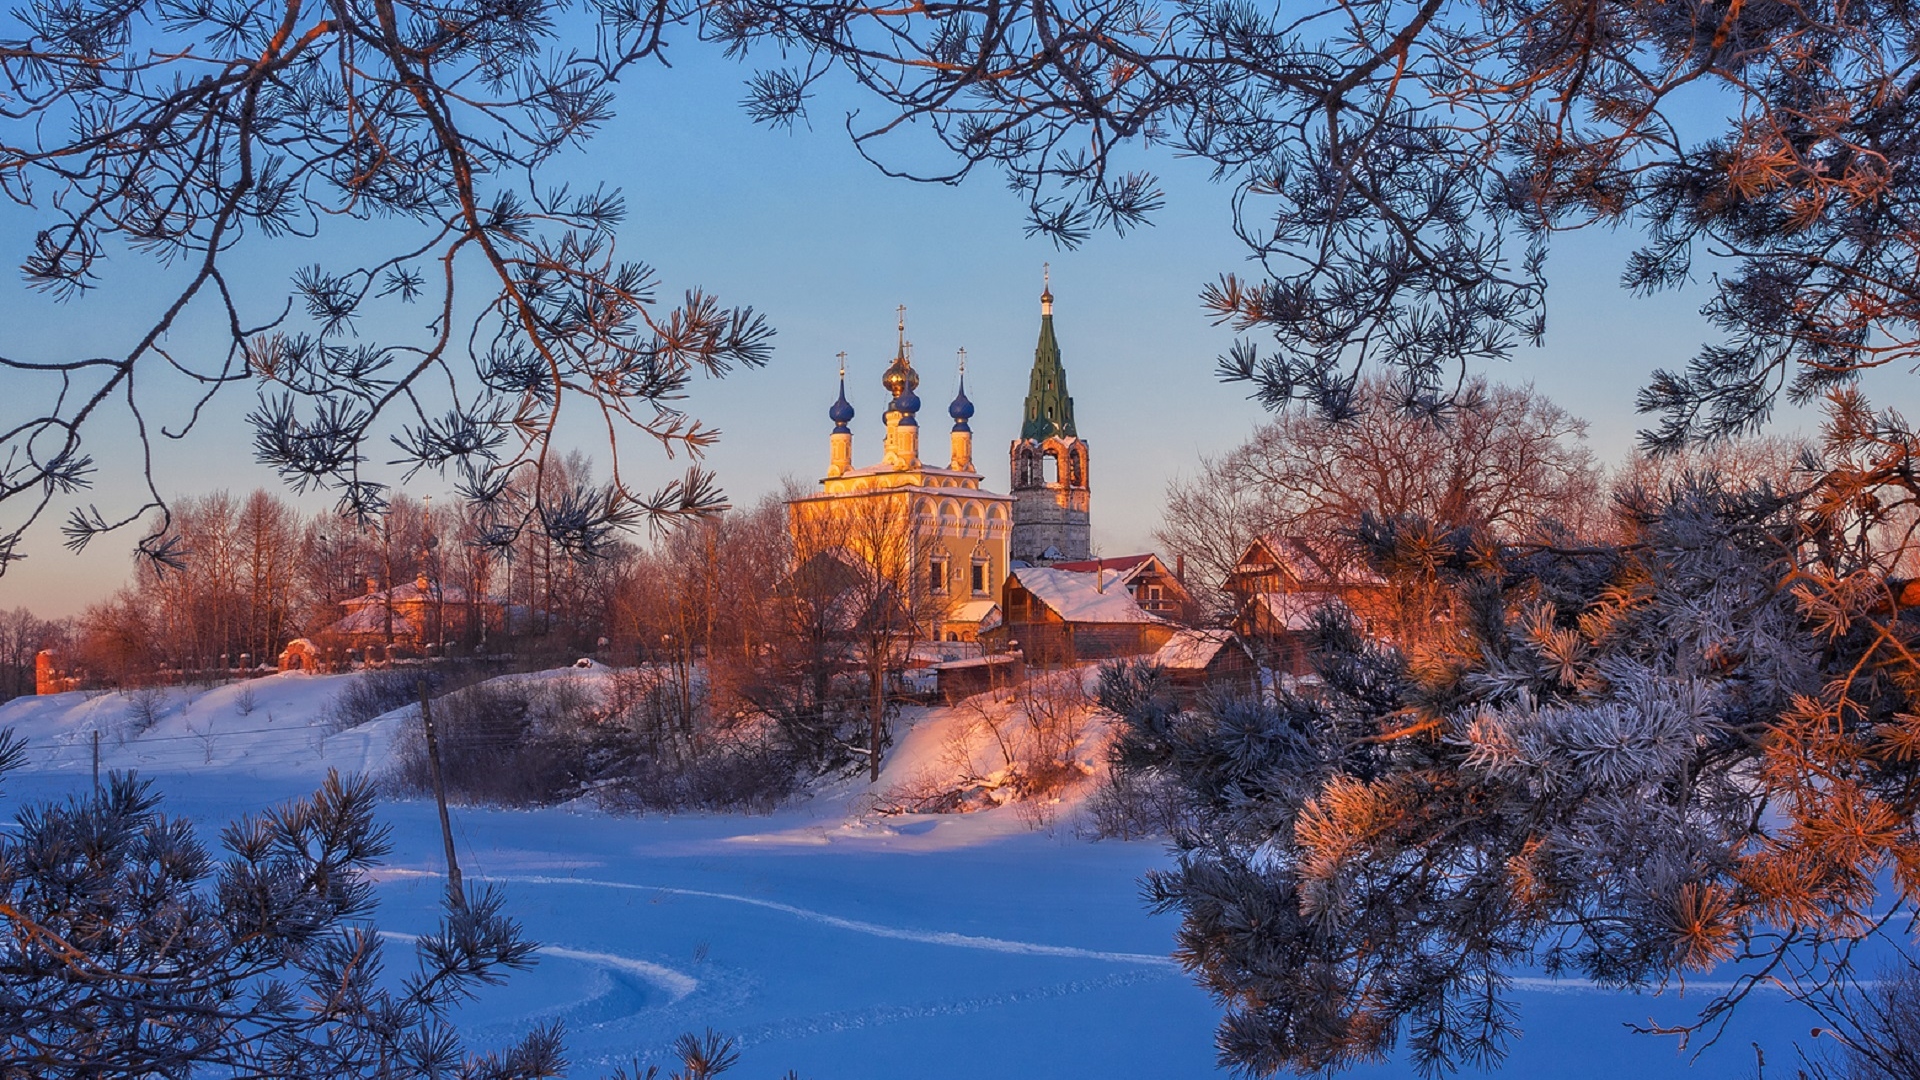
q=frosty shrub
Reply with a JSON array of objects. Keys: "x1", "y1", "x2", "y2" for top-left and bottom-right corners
[
  {"x1": 1084, "y1": 661, "x2": 1198, "y2": 840},
  {"x1": 875, "y1": 671, "x2": 1099, "y2": 820},
  {"x1": 328, "y1": 669, "x2": 428, "y2": 731},
  {"x1": 0, "y1": 729, "x2": 810, "y2": 1079},
  {"x1": 598, "y1": 669, "x2": 801, "y2": 814},
  {"x1": 738, "y1": 665, "x2": 877, "y2": 779},
  {"x1": 393, "y1": 674, "x2": 803, "y2": 813},
  {"x1": 392, "y1": 679, "x2": 583, "y2": 806},
  {"x1": 1103, "y1": 462, "x2": 1920, "y2": 1076},
  {"x1": 1081, "y1": 767, "x2": 1191, "y2": 841},
  {"x1": 598, "y1": 735, "x2": 799, "y2": 816},
  {"x1": 121, "y1": 685, "x2": 167, "y2": 737}
]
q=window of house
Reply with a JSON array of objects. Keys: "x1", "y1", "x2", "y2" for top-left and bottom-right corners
[
  {"x1": 930, "y1": 556, "x2": 949, "y2": 594},
  {"x1": 971, "y1": 559, "x2": 990, "y2": 595}
]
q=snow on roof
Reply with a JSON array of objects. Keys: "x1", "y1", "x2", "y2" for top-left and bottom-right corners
[
  {"x1": 1242, "y1": 535, "x2": 1386, "y2": 588},
  {"x1": 1012, "y1": 567, "x2": 1165, "y2": 624},
  {"x1": 331, "y1": 604, "x2": 417, "y2": 636},
  {"x1": 1152, "y1": 629, "x2": 1241, "y2": 671},
  {"x1": 342, "y1": 578, "x2": 481, "y2": 608},
  {"x1": 933, "y1": 655, "x2": 1020, "y2": 671},
  {"x1": 949, "y1": 599, "x2": 1000, "y2": 627},
  {"x1": 1251, "y1": 591, "x2": 1344, "y2": 631},
  {"x1": 1048, "y1": 554, "x2": 1157, "y2": 577}
]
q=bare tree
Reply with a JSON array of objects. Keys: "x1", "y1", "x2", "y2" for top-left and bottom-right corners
[
  {"x1": 785, "y1": 489, "x2": 948, "y2": 782},
  {"x1": 1158, "y1": 376, "x2": 1598, "y2": 614},
  {"x1": 0, "y1": 0, "x2": 772, "y2": 577},
  {"x1": 0, "y1": 607, "x2": 66, "y2": 701}
]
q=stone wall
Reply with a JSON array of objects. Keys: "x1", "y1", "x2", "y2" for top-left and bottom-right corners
[{"x1": 1010, "y1": 488, "x2": 1090, "y2": 564}]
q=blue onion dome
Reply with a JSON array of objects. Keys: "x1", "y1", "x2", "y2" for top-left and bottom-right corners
[
  {"x1": 829, "y1": 376, "x2": 855, "y2": 433},
  {"x1": 949, "y1": 376, "x2": 974, "y2": 430}
]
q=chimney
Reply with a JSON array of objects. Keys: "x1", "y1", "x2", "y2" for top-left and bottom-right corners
[
  {"x1": 366, "y1": 576, "x2": 378, "y2": 595},
  {"x1": 1176, "y1": 554, "x2": 1186, "y2": 584}
]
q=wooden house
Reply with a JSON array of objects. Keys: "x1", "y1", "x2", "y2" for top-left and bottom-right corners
[
  {"x1": 1150, "y1": 629, "x2": 1258, "y2": 700},
  {"x1": 987, "y1": 566, "x2": 1176, "y2": 666},
  {"x1": 1047, "y1": 553, "x2": 1196, "y2": 624},
  {"x1": 1224, "y1": 536, "x2": 1392, "y2": 674}
]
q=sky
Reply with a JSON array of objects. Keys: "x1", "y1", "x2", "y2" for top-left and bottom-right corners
[{"x1": 0, "y1": 32, "x2": 1898, "y2": 619}]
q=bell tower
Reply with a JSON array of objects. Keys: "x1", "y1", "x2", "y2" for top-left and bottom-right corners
[{"x1": 1009, "y1": 271, "x2": 1091, "y2": 564}]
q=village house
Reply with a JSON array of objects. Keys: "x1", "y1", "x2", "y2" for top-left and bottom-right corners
[
  {"x1": 1149, "y1": 628, "x2": 1259, "y2": 700},
  {"x1": 1046, "y1": 553, "x2": 1196, "y2": 624},
  {"x1": 986, "y1": 566, "x2": 1176, "y2": 666},
  {"x1": 326, "y1": 573, "x2": 503, "y2": 656},
  {"x1": 1223, "y1": 535, "x2": 1393, "y2": 674}
]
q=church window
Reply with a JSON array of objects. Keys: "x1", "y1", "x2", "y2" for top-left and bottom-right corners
[
  {"x1": 971, "y1": 558, "x2": 991, "y2": 595},
  {"x1": 930, "y1": 556, "x2": 949, "y2": 594},
  {"x1": 1043, "y1": 452, "x2": 1059, "y2": 484}
]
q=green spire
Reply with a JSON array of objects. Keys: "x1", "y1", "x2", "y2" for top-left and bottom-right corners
[{"x1": 1020, "y1": 284, "x2": 1076, "y2": 440}]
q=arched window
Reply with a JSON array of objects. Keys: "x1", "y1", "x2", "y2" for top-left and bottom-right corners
[{"x1": 1043, "y1": 450, "x2": 1060, "y2": 484}]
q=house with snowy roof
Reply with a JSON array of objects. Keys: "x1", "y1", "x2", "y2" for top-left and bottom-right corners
[
  {"x1": 326, "y1": 573, "x2": 502, "y2": 655},
  {"x1": 1223, "y1": 535, "x2": 1393, "y2": 673},
  {"x1": 1150, "y1": 628, "x2": 1258, "y2": 699},
  {"x1": 985, "y1": 565, "x2": 1176, "y2": 666},
  {"x1": 1045, "y1": 553, "x2": 1195, "y2": 623}
]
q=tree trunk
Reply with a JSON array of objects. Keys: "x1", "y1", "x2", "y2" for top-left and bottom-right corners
[{"x1": 868, "y1": 645, "x2": 885, "y2": 784}]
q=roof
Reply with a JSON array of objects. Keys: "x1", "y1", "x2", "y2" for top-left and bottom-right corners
[
  {"x1": 1049, "y1": 554, "x2": 1158, "y2": 577},
  {"x1": 949, "y1": 598, "x2": 1000, "y2": 627},
  {"x1": 1152, "y1": 628, "x2": 1245, "y2": 671},
  {"x1": 934, "y1": 655, "x2": 1021, "y2": 671},
  {"x1": 342, "y1": 578, "x2": 479, "y2": 608},
  {"x1": 1020, "y1": 293, "x2": 1076, "y2": 440},
  {"x1": 1237, "y1": 535, "x2": 1387, "y2": 589},
  {"x1": 330, "y1": 604, "x2": 418, "y2": 636},
  {"x1": 1011, "y1": 567, "x2": 1165, "y2": 625},
  {"x1": 1248, "y1": 591, "x2": 1345, "y2": 632}
]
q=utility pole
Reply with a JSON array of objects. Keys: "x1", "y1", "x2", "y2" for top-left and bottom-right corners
[{"x1": 417, "y1": 679, "x2": 464, "y2": 910}]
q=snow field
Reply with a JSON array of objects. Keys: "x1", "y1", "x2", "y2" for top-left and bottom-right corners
[{"x1": 0, "y1": 669, "x2": 1843, "y2": 1077}]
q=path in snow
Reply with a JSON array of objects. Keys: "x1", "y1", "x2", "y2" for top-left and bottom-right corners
[{"x1": 399, "y1": 870, "x2": 1182, "y2": 969}]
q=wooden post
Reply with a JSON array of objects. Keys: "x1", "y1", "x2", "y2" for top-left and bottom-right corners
[
  {"x1": 417, "y1": 679, "x2": 464, "y2": 910},
  {"x1": 91, "y1": 729, "x2": 99, "y2": 793}
]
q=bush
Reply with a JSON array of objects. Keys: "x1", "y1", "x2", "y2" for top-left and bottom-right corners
[
  {"x1": 122, "y1": 685, "x2": 167, "y2": 736},
  {"x1": 1082, "y1": 769, "x2": 1193, "y2": 841},
  {"x1": 872, "y1": 671, "x2": 1100, "y2": 822},
  {"x1": 599, "y1": 733, "x2": 800, "y2": 815},
  {"x1": 391, "y1": 671, "x2": 804, "y2": 813},
  {"x1": 328, "y1": 669, "x2": 425, "y2": 731},
  {"x1": 391, "y1": 679, "x2": 584, "y2": 806}
]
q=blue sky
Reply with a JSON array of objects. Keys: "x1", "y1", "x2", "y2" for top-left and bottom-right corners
[{"x1": 0, "y1": 35, "x2": 1872, "y2": 619}]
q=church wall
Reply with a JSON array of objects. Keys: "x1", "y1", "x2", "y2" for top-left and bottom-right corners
[{"x1": 1009, "y1": 487, "x2": 1090, "y2": 564}]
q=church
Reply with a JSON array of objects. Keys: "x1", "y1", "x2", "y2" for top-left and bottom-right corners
[{"x1": 786, "y1": 279, "x2": 1095, "y2": 642}]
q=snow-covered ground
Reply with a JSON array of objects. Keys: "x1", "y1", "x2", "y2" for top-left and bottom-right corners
[{"x1": 0, "y1": 670, "x2": 1826, "y2": 1077}]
